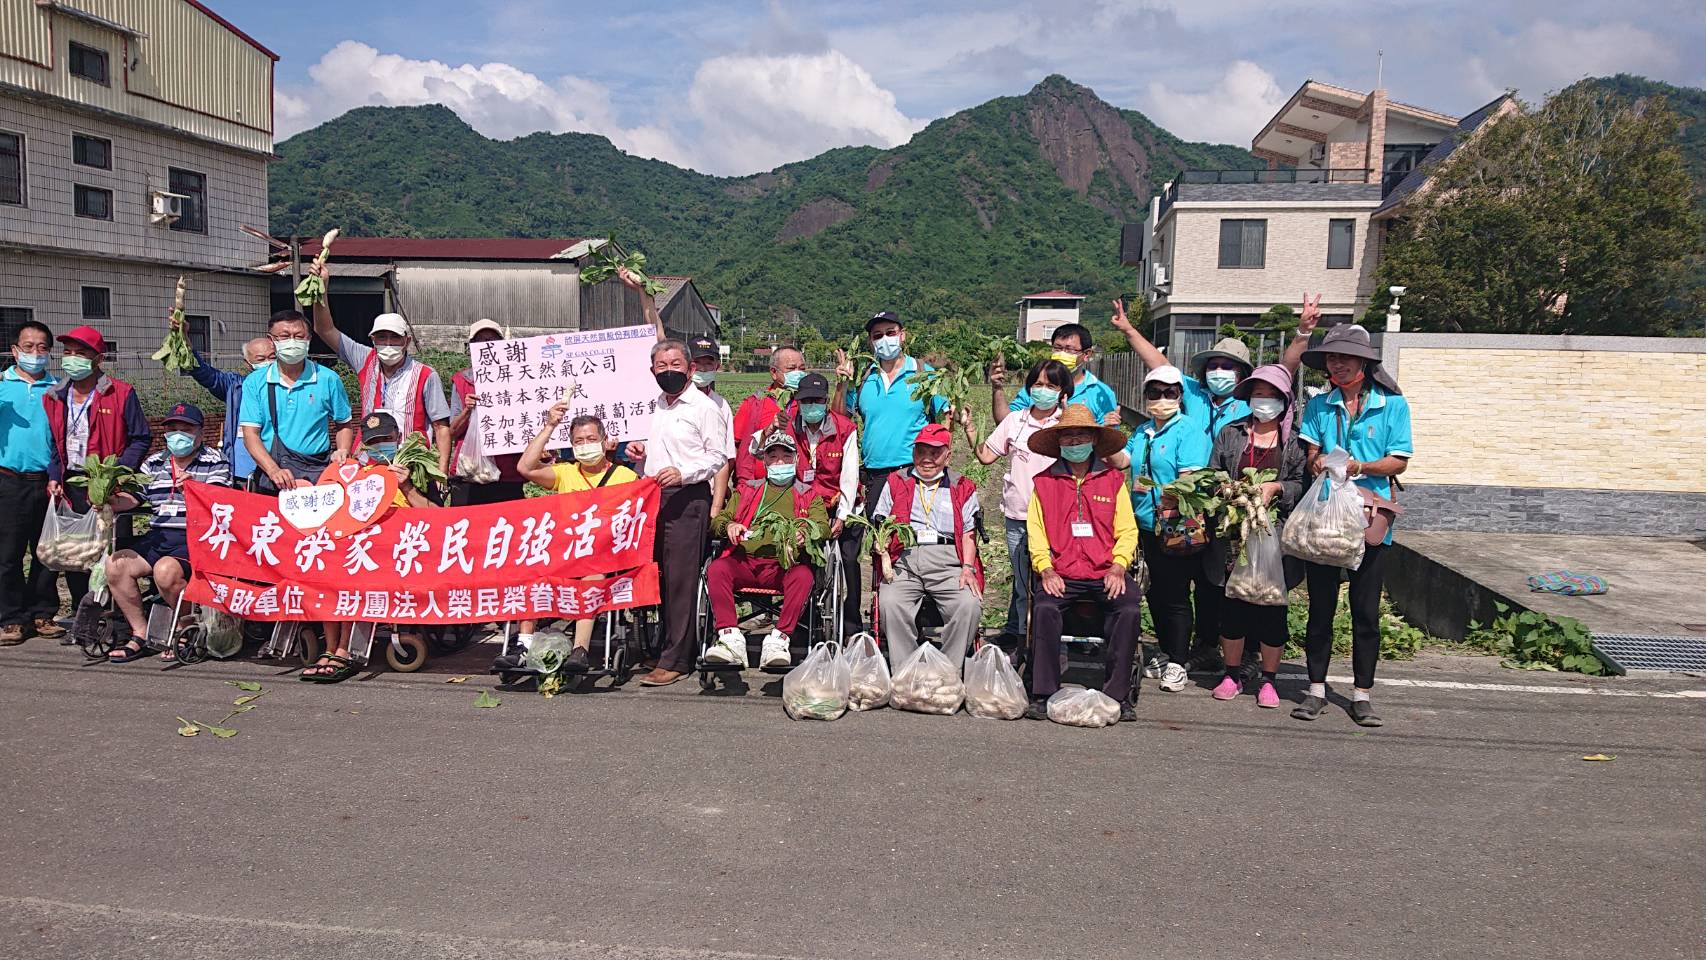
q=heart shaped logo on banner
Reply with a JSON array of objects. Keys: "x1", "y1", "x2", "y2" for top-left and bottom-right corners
[
  {"x1": 345, "y1": 473, "x2": 391, "y2": 525},
  {"x1": 336, "y1": 461, "x2": 361, "y2": 484},
  {"x1": 311, "y1": 461, "x2": 400, "y2": 538},
  {"x1": 278, "y1": 483, "x2": 346, "y2": 534}
]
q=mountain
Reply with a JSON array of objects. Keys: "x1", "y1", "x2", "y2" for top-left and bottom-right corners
[{"x1": 269, "y1": 76, "x2": 1253, "y2": 342}]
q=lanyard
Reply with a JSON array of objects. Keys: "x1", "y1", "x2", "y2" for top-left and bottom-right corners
[
  {"x1": 755, "y1": 483, "x2": 787, "y2": 520},
  {"x1": 67, "y1": 389, "x2": 96, "y2": 440},
  {"x1": 916, "y1": 477, "x2": 942, "y2": 525}
]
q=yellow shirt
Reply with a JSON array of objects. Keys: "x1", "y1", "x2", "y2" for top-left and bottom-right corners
[{"x1": 551, "y1": 461, "x2": 638, "y2": 493}]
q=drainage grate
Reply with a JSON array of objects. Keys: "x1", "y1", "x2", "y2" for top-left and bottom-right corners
[{"x1": 1592, "y1": 633, "x2": 1706, "y2": 674}]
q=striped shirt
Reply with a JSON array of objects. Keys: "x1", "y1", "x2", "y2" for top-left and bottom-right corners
[{"x1": 139, "y1": 446, "x2": 231, "y2": 531}]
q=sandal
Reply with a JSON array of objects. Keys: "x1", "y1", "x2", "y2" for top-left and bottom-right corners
[
  {"x1": 317, "y1": 654, "x2": 360, "y2": 684},
  {"x1": 299, "y1": 655, "x2": 337, "y2": 682},
  {"x1": 107, "y1": 640, "x2": 149, "y2": 664}
]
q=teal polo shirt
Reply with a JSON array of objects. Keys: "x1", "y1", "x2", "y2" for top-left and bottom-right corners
[
  {"x1": 1299, "y1": 385, "x2": 1413, "y2": 546},
  {"x1": 1123, "y1": 413, "x2": 1212, "y2": 532},
  {"x1": 852, "y1": 356, "x2": 948, "y2": 470},
  {"x1": 0, "y1": 367, "x2": 57, "y2": 473},
  {"x1": 238, "y1": 361, "x2": 352, "y2": 456},
  {"x1": 1010, "y1": 369, "x2": 1119, "y2": 423},
  {"x1": 1182, "y1": 377, "x2": 1250, "y2": 443}
]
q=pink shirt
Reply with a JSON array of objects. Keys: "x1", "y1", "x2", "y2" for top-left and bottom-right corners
[{"x1": 982, "y1": 407, "x2": 1062, "y2": 520}]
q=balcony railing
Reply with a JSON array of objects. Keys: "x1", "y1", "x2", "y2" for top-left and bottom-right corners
[{"x1": 1158, "y1": 168, "x2": 1372, "y2": 218}]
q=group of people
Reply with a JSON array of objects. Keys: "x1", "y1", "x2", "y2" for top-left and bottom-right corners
[{"x1": 0, "y1": 264, "x2": 1411, "y2": 724}]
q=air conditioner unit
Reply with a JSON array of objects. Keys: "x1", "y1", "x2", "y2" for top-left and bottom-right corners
[
  {"x1": 1307, "y1": 142, "x2": 1327, "y2": 165},
  {"x1": 1151, "y1": 263, "x2": 1170, "y2": 290},
  {"x1": 149, "y1": 191, "x2": 185, "y2": 224}
]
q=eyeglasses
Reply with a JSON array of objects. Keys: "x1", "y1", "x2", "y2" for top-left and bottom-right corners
[{"x1": 1143, "y1": 386, "x2": 1183, "y2": 400}]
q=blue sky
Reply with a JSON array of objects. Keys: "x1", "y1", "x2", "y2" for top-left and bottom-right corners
[{"x1": 232, "y1": 0, "x2": 1706, "y2": 176}]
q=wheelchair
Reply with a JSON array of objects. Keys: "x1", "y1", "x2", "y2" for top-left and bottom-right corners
[
  {"x1": 139, "y1": 591, "x2": 243, "y2": 665},
  {"x1": 490, "y1": 608, "x2": 650, "y2": 691},
  {"x1": 692, "y1": 538, "x2": 843, "y2": 691}
]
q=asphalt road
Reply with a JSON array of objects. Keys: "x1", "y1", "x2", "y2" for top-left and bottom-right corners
[{"x1": 2, "y1": 641, "x2": 1703, "y2": 960}]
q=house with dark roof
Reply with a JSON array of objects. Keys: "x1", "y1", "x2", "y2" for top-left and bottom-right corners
[
  {"x1": 1132, "y1": 80, "x2": 1512, "y2": 370},
  {"x1": 650, "y1": 276, "x2": 719, "y2": 343},
  {"x1": 1015, "y1": 290, "x2": 1085, "y2": 342}
]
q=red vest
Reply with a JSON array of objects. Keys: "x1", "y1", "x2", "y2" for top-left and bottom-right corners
[
  {"x1": 358, "y1": 352, "x2": 432, "y2": 439},
  {"x1": 45, "y1": 375, "x2": 135, "y2": 471},
  {"x1": 722, "y1": 478, "x2": 813, "y2": 558},
  {"x1": 732, "y1": 391, "x2": 784, "y2": 483},
  {"x1": 786, "y1": 402, "x2": 855, "y2": 512},
  {"x1": 883, "y1": 470, "x2": 985, "y2": 590},
  {"x1": 1031, "y1": 463, "x2": 1125, "y2": 580}
]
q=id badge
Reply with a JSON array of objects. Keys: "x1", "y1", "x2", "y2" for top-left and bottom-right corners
[
  {"x1": 916, "y1": 527, "x2": 940, "y2": 545},
  {"x1": 1071, "y1": 522, "x2": 1095, "y2": 539}
]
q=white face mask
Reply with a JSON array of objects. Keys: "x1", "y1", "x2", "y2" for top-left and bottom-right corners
[
  {"x1": 572, "y1": 442, "x2": 605, "y2": 465},
  {"x1": 376, "y1": 345, "x2": 405, "y2": 365},
  {"x1": 1250, "y1": 398, "x2": 1286, "y2": 423}
]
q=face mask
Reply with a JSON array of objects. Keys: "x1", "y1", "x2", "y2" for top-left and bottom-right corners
[
  {"x1": 766, "y1": 462, "x2": 797, "y2": 486},
  {"x1": 1146, "y1": 397, "x2": 1181, "y2": 422},
  {"x1": 376, "y1": 345, "x2": 405, "y2": 365},
  {"x1": 14, "y1": 352, "x2": 48, "y2": 375},
  {"x1": 367, "y1": 443, "x2": 397, "y2": 463},
  {"x1": 692, "y1": 370, "x2": 717, "y2": 388},
  {"x1": 573, "y1": 442, "x2": 605, "y2": 465},
  {"x1": 1250, "y1": 398, "x2": 1286, "y2": 423},
  {"x1": 782, "y1": 370, "x2": 805, "y2": 390},
  {"x1": 1330, "y1": 367, "x2": 1366, "y2": 391},
  {"x1": 274, "y1": 338, "x2": 309, "y2": 365},
  {"x1": 61, "y1": 355, "x2": 94, "y2": 380},
  {"x1": 165, "y1": 431, "x2": 198, "y2": 457},
  {"x1": 1050, "y1": 351, "x2": 1079, "y2": 371},
  {"x1": 799, "y1": 403, "x2": 827, "y2": 425},
  {"x1": 1059, "y1": 441, "x2": 1094, "y2": 463},
  {"x1": 1030, "y1": 386, "x2": 1061, "y2": 410},
  {"x1": 872, "y1": 335, "x2": 902, "y2": 361},
  {"x1": 1205, "y1": 369, "x2": 1240, "y2": 397},
  {"x1": 654, "y1": 369, "x2": 689, "y2": 395}
]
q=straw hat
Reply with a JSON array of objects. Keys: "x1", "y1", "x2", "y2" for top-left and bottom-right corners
[{"x1": 1027, "y1": 403, "x2": 1126, "y2": 459}]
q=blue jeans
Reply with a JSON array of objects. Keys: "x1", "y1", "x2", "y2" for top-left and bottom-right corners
[{"x1": 1003, "y1": 517, "x2": 1031, "y2": 639}]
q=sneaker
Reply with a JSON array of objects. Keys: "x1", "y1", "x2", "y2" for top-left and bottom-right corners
[
  {"x1": 1118, "y1": 701, "x2": 1137, "y2": 722},
  {"x1": 563, "y1": 646, "x2": 591, "y2": 674},
  {"x1": 1142, "y1": 652, "x2": 1167, "y2": 679},
  {"x1": 1291, "y1": 694, "x2": 1328, "y2": 721},
  {"x1": 1350, "y1": 700, "x2": 1384, "y2": 727},
  {"x1": 703, "y1": 628, "x2": 748, "y2": 667},
  {"x1": 490, "y1": 638, "x2": 529, "y2": 672},
  {"x1": 1256, "y1": 682, "x2": 1280, "y2": 708},
  {"x1": 1159, "y1": 662, "x2": 1189, "y2": 692},
  {"x1": 0, "y1": 624, "x2": 23, "y2": 645},
  {"x1": 759, "y1": 630, "x2": 791, "y2": 669},
  {"x1": 1211, "y1": 675, "x2": 1242, "y2": 700},
  {"x1": 1023, "y1": 699, "x2": 1048, "y2": 721},
  {"x1": 32, "y1": 618, "x2": 66, "y2": 639}
]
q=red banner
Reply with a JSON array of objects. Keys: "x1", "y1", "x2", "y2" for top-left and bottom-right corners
[{"x1": 183, "y1": 479, "x2": 661, "y2": 623}]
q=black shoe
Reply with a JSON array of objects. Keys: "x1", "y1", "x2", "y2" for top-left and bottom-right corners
[
  {"x1": 1350, "y1": 701, "x2": 1384, "y2": 727},
  {"x1": 1118, "y1": 701, "x2": 1137, "y2": 722},
  {"x1": 491, "y1": 643, "x2": 528, "y2": 672},
  {"x1": 1023, "y1": 699, "x2": 1048, "y2": 721},
  {"x1": 1291, "y1": 694, "x2": 1328, "y2": 721},
  {"x1": 563, "y1": 646, "x2": 590, "y2": 674}
]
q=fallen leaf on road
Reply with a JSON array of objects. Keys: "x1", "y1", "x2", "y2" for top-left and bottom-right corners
[
  {"x1": 176, "y1": 717, "x2": 199, "y2": 737},
  {"x1": 1581, "y1": 754, "x2": 1616, "y2": 762},
  {"x1": 233, "y1": 693, "x2": 264, "y2": 707},
  {"x1": 445, "y1": 676, "x2": 469, "y2": 684},
  {"x1": 473, "y1": 691, "x2": 501, "y2": 709},
  {"x1": 203, "y1": 724, "x2": 238, "y2": 739},
  {"x1": 226, "y1": 680, "x2": 263, "y2": 692}
]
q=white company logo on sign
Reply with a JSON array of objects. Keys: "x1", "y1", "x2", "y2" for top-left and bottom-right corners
[{"x1": 470, "y1": 325, "x2": 657, "y2": 455}]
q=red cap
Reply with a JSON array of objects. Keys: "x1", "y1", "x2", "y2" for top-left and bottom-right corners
[
  {"x1": 914, "y1": 424, "x2": 952, "y2": 447},
  {"x1": 58, "y1": 325, "x2": 108, "y2": 355}
]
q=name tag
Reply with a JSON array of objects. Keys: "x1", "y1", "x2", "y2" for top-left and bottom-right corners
[
  {"x1": 1071, "y1": 522, "x2": 1095, "y2": 539},
  {"x1": 916, "y1": 527, "x2": 940, "y2": 545}
]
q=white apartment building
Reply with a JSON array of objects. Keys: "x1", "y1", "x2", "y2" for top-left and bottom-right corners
[
  {"x1": 1015, "y1": 290, "x2": 1084, "y2": 342},
  {"x1": 1, "y1": 0, "x2": 276, "y2": 386}
]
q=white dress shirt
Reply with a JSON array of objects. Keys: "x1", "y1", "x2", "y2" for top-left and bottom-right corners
[
  {"x1": 801, "y1": 420, "x2": 861, "y2": 521},
  {"x1": 643, "y1": 383, "x2": 729, "y2": 487}
]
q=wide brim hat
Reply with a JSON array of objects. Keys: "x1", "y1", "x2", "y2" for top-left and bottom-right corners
[
  {"x1": 1191, "y1": 337, "x2": 1254, "y2": 378},
  {"x1": 1302, "y1": 324, "x2": 1401, "y2": 394},
  {"x1": 1027, "y1": 403, "x2": 1125, "y2": 460},
  {"x1": 1232, "y1": 363, "x2": 1293, "y2": 403}
]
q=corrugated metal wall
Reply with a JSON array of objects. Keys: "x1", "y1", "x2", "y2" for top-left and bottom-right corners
[{"x1": 393, "y1": 262, "x2": 582, "y2": 332}]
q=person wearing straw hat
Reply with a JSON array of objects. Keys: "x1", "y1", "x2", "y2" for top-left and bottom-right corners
[
  {"x1": 1022, "y1": 404, "x2": 1143, "y2": 721},
  {"x1": 1294, "y1": 324, "x2": 1411, "y2": 727}
]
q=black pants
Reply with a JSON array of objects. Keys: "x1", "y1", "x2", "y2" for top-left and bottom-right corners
[
  {"x1": 655, "y1": 482, "x2": 712, "y2": 673},
  {"x1": 1191, "y1": 560, "x2": 1222, "y2": 656},
  {"x1": 1140, "y1": 531, "x2": 1199, "y2": 663},
  {"x1": 839, "y1": 466, "x2": 897, "y2": 634},
  {"x1": 1304, "y1": 544, "x2": 1389, "y2": 689},
  {"x1": 450, "y1": 480, "x2": 526, "y2": 507},
  {"x1": 0, "y1": 472, "x2": 57, "y2": 626},
  {"x1": 1219, "y1": 595, "x2": 1287, "y2": 648},
  {"x1": 1030, "y1": 575, "x2": 1144, "y2": 703}
]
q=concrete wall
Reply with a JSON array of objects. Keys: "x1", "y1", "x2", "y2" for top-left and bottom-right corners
[{"x1": 1159, "y1": 200, "x2": 1380, "y2": 318}]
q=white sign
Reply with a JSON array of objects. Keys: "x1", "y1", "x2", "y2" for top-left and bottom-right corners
[{"x1": 469, "y1": 325, "x2": 658, "y2": 455}]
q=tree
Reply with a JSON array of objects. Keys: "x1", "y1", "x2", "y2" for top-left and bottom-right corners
[{"x1": 1373, "y1": 86, "x2": 1706, "y2": 335}]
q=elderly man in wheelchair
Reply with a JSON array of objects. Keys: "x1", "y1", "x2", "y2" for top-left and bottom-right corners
[{"x1": 703, "y1": 428, "x2": 830, "y2": 670}]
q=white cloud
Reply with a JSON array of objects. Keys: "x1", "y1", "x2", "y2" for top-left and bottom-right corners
[
  {"x1": 686, "y1": 50, "x2": 926, "y2": 173},
  {"x1": 1466, "y1": 20, "x2": 1680, "y2": 100},
  {"x1": 1143, "y1": 60, "x2": 1287, "y2": 146}
]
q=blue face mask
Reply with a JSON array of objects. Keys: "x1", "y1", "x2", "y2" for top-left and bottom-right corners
[
  {"x1": 767, "y1": 462, "x2": 797, "y2": 486},
  {"x1": 1030, "y1": 386, "x2": 1062, "y2": 410},
  {"x1": 165, "y1": 431, "x2": 198, "y2": 457},
  {"x1": 367, "y1": 443, "x2": 398, "y2": 463},
  {"x1": 799, "y1": 403, "x2": 827, "y2": 425},
  {"x1": 782, "y1": 370, "x2": 805, "y2": 390},
  {"x1": 1059, "y1": 442, "x2": 1095, "y2": 463},
  {"x1": 61, "y1": 355, "x2": 94, "y2": 380},
  {"x1": 872, "y1": 335, "x2": 902, "y2": 361},
  {"x1": 1205, "y1": 369, "x2": 1240, "y2": 397},
  {"x1": 14, "y1": 352, "x2": 48, "y2": 375}
]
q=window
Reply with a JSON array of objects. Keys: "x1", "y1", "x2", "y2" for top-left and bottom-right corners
[
  {"x1": 72, "y1": 133, "x2": 110, "y2": 169},
  {"x1": 0, "y1": 131, "x2": 21, "y2": 205},
  {"x1": 184, "y1": 314, "x2": 210, "y2": 354},
  {"x1": 1218, "y1": 219, "x2": 1266, "y2": 269},
  {"x1": 168, "y1": 167, "x2": 206, "y2": 233},
  {"x1": 81, "y1": 286, "x2": 111, "y2": 320},
  {"x1": 73, "y1": 184, "x2": 112, "y2": 220},
  {"x1": 0, "y1": 307, "x2": 34, "y2": 355},
  {"x1": 68, "y1": 42, "x2": 108, "y2": 85},
  {"x1": 1327, "y1": 219, "x2": 1356, "y2": 269}
]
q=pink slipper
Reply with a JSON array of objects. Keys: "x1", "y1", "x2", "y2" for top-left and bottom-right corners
[
  {"x1": 1211, "y1": 675, "x2": 1242, "y2": 700},
  {"x1": 1256, "y1": 681, "x2": 1280, "y2": 708}
]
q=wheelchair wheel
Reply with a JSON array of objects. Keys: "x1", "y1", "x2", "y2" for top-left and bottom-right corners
[
  {"x1": 697, "y1": 670, "x2": 716, "y2": 690},
  {"x1": 80, "y1": 623, "x2": 120, "y2": 660},
  {"x1": 174, "y1": 626, "x2": 207, "y2": 666},
  {"x1": 385, "y1": 633, "x2": 429, "y2": 672},
  {"x1": 427, "y1": 623, "x2": 477, "y2": 656},
  {"x1": 296, "y1": 626, "x2": 324, "y2": 667}
]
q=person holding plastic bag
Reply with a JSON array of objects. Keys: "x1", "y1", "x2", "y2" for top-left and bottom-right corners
[
  {"x1": 1294, "y1": 326, "x2": 1411, "y2": 727},
  {"x1": 448, "y1": 319, "x2": 527, "y2": 507},
  {"x1": 97, "y1": 403, "x2": 230, "y2": 663},
  {"x1": 1023, "y1": 405, "x2": 1143, "y2": 722},
  {"x1": 1201, "y1": 365, "x2": 1307, "y2": 708},
  {"x1": 0, "y1": 319, "x2": 63, "y2": 645}
]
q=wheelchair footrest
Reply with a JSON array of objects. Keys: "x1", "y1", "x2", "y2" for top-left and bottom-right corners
[
  {"x1": 758, "y1": 664, "x2": 791, "y2": 675},
  {"x1": 695, "y1": 659, "x2": 744, "y2": 673}
]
